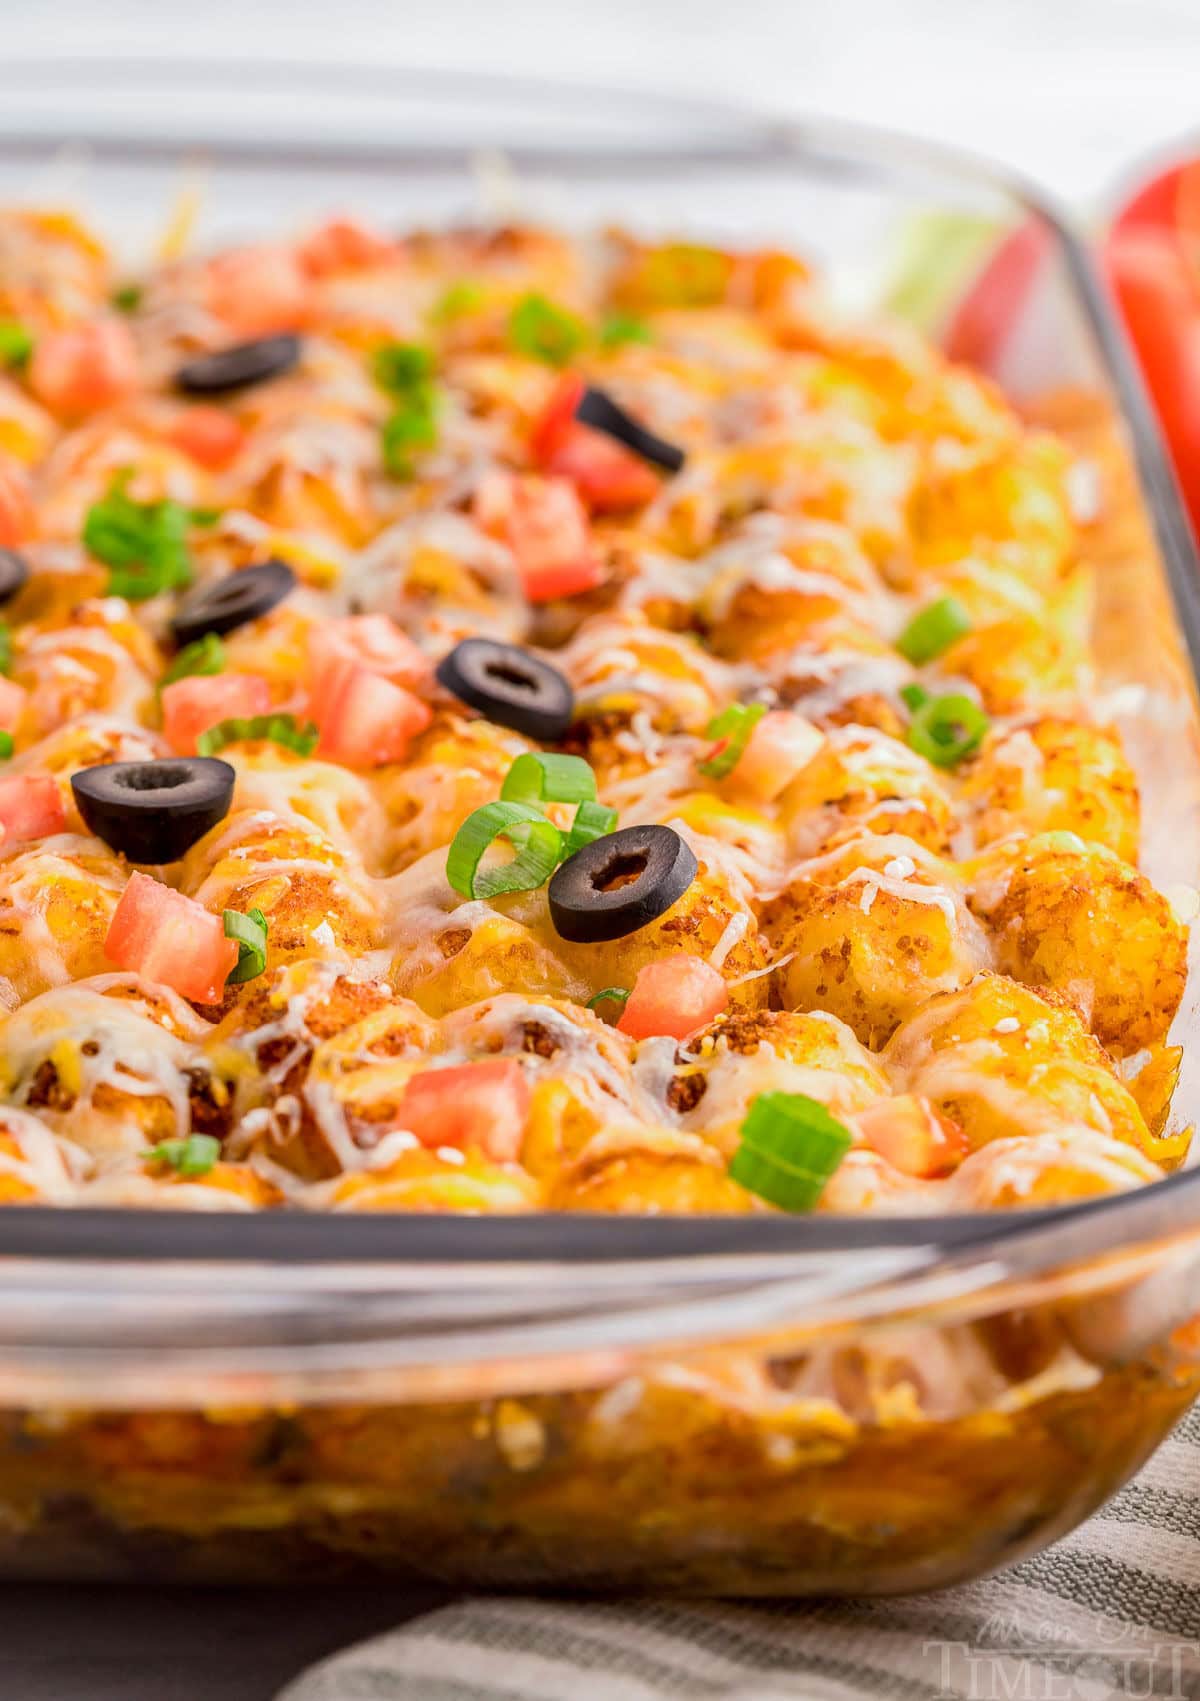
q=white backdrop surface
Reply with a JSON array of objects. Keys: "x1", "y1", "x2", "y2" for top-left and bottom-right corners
[{"x1": 4, "y1": 0, "x2": 1200, "y2": 204}]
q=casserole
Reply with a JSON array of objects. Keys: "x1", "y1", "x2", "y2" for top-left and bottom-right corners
[{"x1": 0, "y1": 61, "x2": 1195, "y2": 1591}]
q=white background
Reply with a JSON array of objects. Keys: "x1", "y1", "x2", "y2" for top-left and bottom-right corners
[{"x1": 5, "y1": 0, "x2": 1200, "y2": 205}]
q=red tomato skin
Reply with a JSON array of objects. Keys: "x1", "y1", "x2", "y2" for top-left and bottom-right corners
[
  {"x1": 531, "y1": 375, "x2": 661, "y2": 513},
  {"x1": 104, "y1": 872, "x2": 238, "y2": 1005},
  {"x1": 0, "y1": 775, "x2": 65, "y2": 843},
  {"x1": 855, "y1": 1094, "x2": 969, "y2": 1180},
  {"x1": 206, "y1": 245, "x2": 314, "y2": 336},
  {"x1": 161, "y1": 673, "x2": 272, "y2": 756},
  {"x1": 394, "y1": 1058, "x2": 530, "y2": 1162},
  {"x1": 0, "y1": 458, "x2": 34, "y2": 547},
  {"x1": 1104, "y1": 228, "x2": 1200, "y2": 525},
  {"x1": 307, "y1": 615, "x2": 429, "y2": 698},
  {"x1": 29, "y1": 318, "x2": 139, "y2": 418},
  {"x1": 530, "y1": 373, "x2": 587, "y2": 463},
  {"x1": 618, "y1": 953, "x2": 729, "y2": 1041},
  {"x1": 942, "y1": 222, "x2": 1046, "y2": 372},
  {"x1": 314, "y1": 661, "x2": 432, "y2": 767},
  {"x1": 298, "y1": 217, "x2": 395, "y2": 277},
  {"x1": 0, "y1": 676, "x2": 27, "y2": 735},
  {"x1": 167, "y1": 405, "x2": 246, "y2": 470}
]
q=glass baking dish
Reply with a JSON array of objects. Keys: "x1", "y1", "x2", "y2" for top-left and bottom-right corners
[{"x1": 0, "y1": 59, "x2": 1199, "y2": 1593}]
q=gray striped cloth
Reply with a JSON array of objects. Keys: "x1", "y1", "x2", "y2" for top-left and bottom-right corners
[{"x1": 280, "y1": 1403, "x2": 1200, "y2": 1701}]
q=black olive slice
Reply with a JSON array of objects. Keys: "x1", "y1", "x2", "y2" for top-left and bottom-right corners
[
  {"x1": 0, "y1": 548, "x2": 29, "y2": 605},
  {"x1": 71, "y1": 757, "x2": 236, "y2": 863},
  {"x1": 174, "y1": 334, "x2": 302, "y2": 397},
  {"x1": 169, "y1": 559, "x2": 296, "y2": 648},
  {"x1": 549, "y1": 824, "x2": 698, "y2": 943},
  {"x1": 575, "y1": 385, "x2": 686, "y2": 474},
  {"x1": 435, "y1": 638, "x2": 574, "y2": 742}
]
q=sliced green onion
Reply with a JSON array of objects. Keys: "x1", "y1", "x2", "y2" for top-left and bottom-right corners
[
  {"x1": 446, "y1": 800, "x2": 564, "y2": 899},
  {"x1": 588, "y1": 986, "x2": 631, "y2": 1013},
  {"x1": 430, "y1": 280, "x2": 486, "y2": 324},
  {"x1": 697, "y1": 701, "x2": 767, "y2": 780},
  {"x1": 0, "y1": 623, "x2": 12, "y2": 678},
  {"x1": 562, "y1": 799, "x2": 618, "y2": 860},
  {"x1": 727, "y1": 1091, "x2": 852, "y2": 1212},
  {"x1": 161, "y1": 632, "x2": 226, "y2": 690},
  {"x1": 83, "y1": 472, "x2": 199, "y2": 602},
  {"x1": 598, "y1": 312, "x2": 651, "y2": 351},
  {"x1": 0, "y1": 731, "x2": 14, "y2": 760},
  {"x1": 501, "y1": 751, "x2": 598, "y2": 807},
  {"x1": 224, "y1": 905, "x2": 269, "y2": 985},
  {"x1": 896, "y1": 595, "x2": 971, "y2": 665},
  {"x1": 112, "y1": 282, "x2": 144, "y2": 314},
  {"x1": 906, "y1": 692, "x2": 989, "y2": 769},
  {"x1": 381, "y1": 393, "x2": 438, "y2": 479},
  {"x1": 508, "y1": 293, "x2": 587, "y2": 367},
  {"x1": 196, "y1": 714, "x2": 318, "y2": 758},
  {"x1": 0, "y1": 321, "x2": 33, "y2": 369},
  {"x1": 143, "y1": 1133, "x2": 221, "y2": 1177},
  {"x1": 373, "y1": 342, "x2": 435, "y2": 395},
  {"x1": 900, "y1": 683, "x2": 930, "y2": 713}
]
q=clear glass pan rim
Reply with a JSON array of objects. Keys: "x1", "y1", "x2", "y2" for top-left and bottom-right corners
[{"x1": 0, "y1": 66, "x2": 1195, "y2": 1280}]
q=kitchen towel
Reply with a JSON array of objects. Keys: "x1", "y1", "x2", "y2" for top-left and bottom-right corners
[{"x1": 279, "y1": 1401, "x2": 1200, "y2": 1701}]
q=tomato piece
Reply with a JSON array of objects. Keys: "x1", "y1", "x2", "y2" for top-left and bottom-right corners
[
  {"x1": 0, "y1": 676, "x2": 28, "y2": 735},
  {"x1": 617, "y1": 953, "x2": 729, "y2": 1041},
  {"x1": 161, "y1": 673, "x2": 272, "y2": 756},
  {"x1": 530, "y1": 374, "x2": 661, "y2": 513},
  {"x1": 205, "y1": 245, "x2": 314, "y2": 337},
  {"x1": 0, "y1": 456, "x2": 35, "y2": 547},
  {"x1": 544, "y1": 428, "x2": 662, "y2": 513},
  {"x1": 297, "y1": 216, "x2": 395, "y2": 277},
  {"x1": 943, "y1": 222, "x2": 1046, "y2": 372},
  {"x1": 731, "y1": 710, "x2": 824, "y2": 803},
  {"x1": 394, "y1": 1057, "x2": 530, "y2": 1162},
  {"x1": 29, "y1": 318, "x2": 139, "y2": 418},
  {"x1": 529, "y1": 372, "x2": 587, "y2": 463},
  {"x1": 0, "y1": 774, "x2": 65, "y2": 843},
  {"x1": 474, "y1": 473, "x2": 601, "y2": 603},
  {"x1": 1105, "y1": 228, "x2": 1200, "y2": 525},
  {"x1": 307, "y1": 614, "x2": 429, "y2": 699},
  {"x1": 104, "y1": 871, "x2": 238, "y2": 1004},
  {"x1": 314, "y1": 660, "x2": 432, "y2": 767},
  {"x1": 855, "y1": 1094, "x2": 969, "y2": 1179},
  {"x1": 167, "y1": 405, "x2": 246, "y2": 470}
]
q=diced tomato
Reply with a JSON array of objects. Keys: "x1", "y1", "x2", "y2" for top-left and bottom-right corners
[
  {"x1": 161, "y1": 673, "x2": 271, "y2": 756},
  {"x1": 314, "y1": 660, "x2": 432, "y2": 767},
  {"x1": 167, "y1": 405, "x2": 246, "y2": 470},
  {"x1": 731, "y1": 711, "x2": 824, "y2": 803},
  {"x1": 529, "y1": 373, "x2": 587, "y2": 463},
  {"x1": 394, "y1": 1057, "x2": 530, "y2": 1163},
  {"x1": 0, "y1": 774, "x2": 65, "y2": 843},
  {"x1": 307, "y1": 614, "x2": 429, "y2": 700},
  {"x1": 104, "y1": 871, "x2": 238, "y2": 1004},
  {"x1": 297, "y1": 216, "x2": 395, "y2": 277},
  {"x1": 617, "y1": 953, "x2": 729, "y2": 1042},
  {"x1": 531, "y1": 374, "x2": 661, "y2": 513},
  {"x1": 474, "y1": 472, "x2": 601, "y2": 603},
  {"x1": 29, "y1": 318, "x2": 139, "y2": 418},
  {"x1": 0, "y1": 676, "x2": 27, "y2": 735},
  {"x1": 205, "y1": 245, "x2": 314, "y2": 337},
  {"x1": 855, "y1": 1094, "x2": 969, "y2": 1179},
  {"x1": 0, "y1": 456, "x2": 34, "y2": 547}
]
